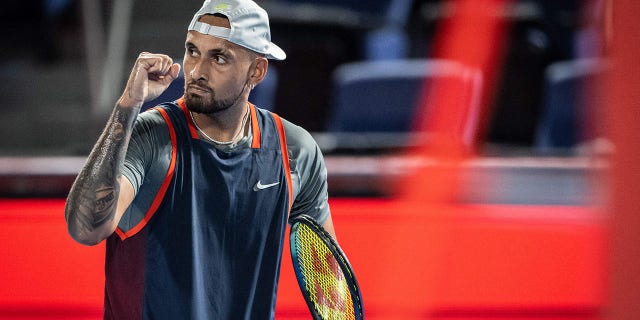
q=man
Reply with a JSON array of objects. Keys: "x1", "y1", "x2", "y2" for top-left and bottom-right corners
[{"x1": 64, "y1": 0, "x2": 335, "y2": 318}]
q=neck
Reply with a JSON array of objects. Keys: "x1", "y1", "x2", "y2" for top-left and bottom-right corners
[{"x1": 191, "y1": 103, "x2": 250, "y2": 144}]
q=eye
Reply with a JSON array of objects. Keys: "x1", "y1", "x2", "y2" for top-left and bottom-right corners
[
  {"x1": 213, "y1": 54, "x2": 227, "y2": 64},
  {"x1": 185, "y1": 44, "x2": 199, "y2": 58},
  {"x1": 187, "y1": 48, "x2": 199, "y2": 57}
]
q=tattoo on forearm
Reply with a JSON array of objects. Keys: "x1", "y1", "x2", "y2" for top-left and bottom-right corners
[
  {"x1": 72, "y1": 185, "x2": 119, "y2": 231},
  {"x1": 66, "y1": 105, "x2": 139, "y2": 237}
]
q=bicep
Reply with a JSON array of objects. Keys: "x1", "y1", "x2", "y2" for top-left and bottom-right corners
[
  {"x1": 113, "y1": 176, "x2": 136, "y2": 230},
  {"x1": 284, "y1": 120, "x2": 333, "y2": 236},
  {"x1": 109, "y1": 110, "x2": 165, "y2": 232}
]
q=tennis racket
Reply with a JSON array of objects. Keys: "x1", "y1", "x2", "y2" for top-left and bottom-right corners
[{"x1": 289, "y1": 214, "x2": 364, "y2": 320}]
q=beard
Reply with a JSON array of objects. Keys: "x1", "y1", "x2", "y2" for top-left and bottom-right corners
[{"x1": 184, "y1": 81, "x2": 244, "y2": 114}]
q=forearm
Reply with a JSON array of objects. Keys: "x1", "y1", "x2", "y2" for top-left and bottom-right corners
[{"x1": 65, "y1": 104, "x2": 139, "y2": 245}]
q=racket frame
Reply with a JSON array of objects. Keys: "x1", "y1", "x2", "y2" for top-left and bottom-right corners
[{"x1": 289, "y1": 214, "x2": 364, "y2": 320}]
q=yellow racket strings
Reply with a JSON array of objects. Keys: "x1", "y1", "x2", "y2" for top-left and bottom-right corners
[{"x1": 295, "y1": 223, "x2": 355, "y2": 320}]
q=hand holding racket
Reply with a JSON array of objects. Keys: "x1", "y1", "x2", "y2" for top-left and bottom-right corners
[{"x1": 289, "y1": 214, "x2": 364, "y2": 319}]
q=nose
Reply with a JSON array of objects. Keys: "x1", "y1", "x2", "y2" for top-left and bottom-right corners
[{"x1": 189, "y1": 59, "x2": 208, "y2": 82}]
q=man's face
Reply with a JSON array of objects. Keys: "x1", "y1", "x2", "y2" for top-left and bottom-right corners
[{"x1": 183, "y1": 15, "x2": 254, "y2": 114}]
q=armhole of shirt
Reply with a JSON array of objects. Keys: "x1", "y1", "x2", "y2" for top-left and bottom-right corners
[
  {"x1": 114, "y1": 106, "x2": 178, "y2": 240},
  {"x1": 271, "y1": 113, "x2": 293, "y2": 214}
]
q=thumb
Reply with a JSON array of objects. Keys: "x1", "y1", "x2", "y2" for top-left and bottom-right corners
[
  {"x1": 154, "y1": 63, "x2": 181, "y2": 88},
  {"x1": 167, "y1": 63, "x2": 181, "y2": 81}
]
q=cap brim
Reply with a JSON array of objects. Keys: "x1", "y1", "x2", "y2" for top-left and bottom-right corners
[{"x1": 266, "y1": 42, "x2": 286, "y2": 60}]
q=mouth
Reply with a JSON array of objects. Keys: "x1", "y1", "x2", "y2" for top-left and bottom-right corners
[{"x1": 187, "y1": 84, "x2": 212, "y2": 95}]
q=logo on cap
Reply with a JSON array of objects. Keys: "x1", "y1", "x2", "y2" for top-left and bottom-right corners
[{"x1": 214, "y1": 3, "x2": 229, "y2": 10}]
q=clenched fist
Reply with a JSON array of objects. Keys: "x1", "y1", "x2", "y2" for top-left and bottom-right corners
[{"x1": 117, "y1": 52, "x2": 181, "y2": 108}]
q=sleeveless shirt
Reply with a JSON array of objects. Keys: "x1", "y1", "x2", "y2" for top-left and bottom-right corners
[{"x1": 104, "y1": 99, "x2": 325, "y2": 319}]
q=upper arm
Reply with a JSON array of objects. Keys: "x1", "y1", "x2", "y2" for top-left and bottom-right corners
[
  {"x1": 65, "y1": 108, "x2": 169, "y2": 245},
  {"x1": 283, "y1": 119, "x2": 332, "y2": 231},
  {"x1": 113, "y1": 176, "x2": 136, "y2": 230},
  {"x1": 112, "y1": 109, "x2": 169, "y2": 234},
  {"x1": 121, "y1": 109, "x2": 167, "y2": 192}
]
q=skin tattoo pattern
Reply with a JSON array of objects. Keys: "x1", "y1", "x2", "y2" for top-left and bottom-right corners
[{"x1": 65, "y1": 105, "x2": 138, "y2": 241}]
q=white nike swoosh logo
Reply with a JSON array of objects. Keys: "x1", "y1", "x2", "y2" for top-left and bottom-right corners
[{"x1": 253, "y1": 180, "x2": 280, "y2": 191}]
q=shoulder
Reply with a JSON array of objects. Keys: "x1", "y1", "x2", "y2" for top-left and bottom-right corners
[
  {"x1": 277, "y1": 116, "x2": 330, "y2": 225},
  {"x1": 279, "y1": 117, "x2": 320, "y2": 156},
  {"x1": 277, "y1": 115, "x2": 327, "y2": 185},
  {"x1": 136, "y1": 108, "x2": 168, "y2": 126},
  {"x1": 126, "y1": 108, "x2": 172, "y2": 170},
  {"x1": 131, "y1": 108, "x2": 171, "y2": 138},
  {"x1": 123, "y1": 108, "x2": 172, "y2": 193}
]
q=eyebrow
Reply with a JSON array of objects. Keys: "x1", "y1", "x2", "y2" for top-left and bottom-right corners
[{"x1": 185, "y1": 41, "x2": 230, "y2": 56}]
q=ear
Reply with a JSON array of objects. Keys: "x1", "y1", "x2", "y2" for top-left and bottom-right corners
[{"x1": 249, "y1": 57, "x2": 268, "y2": 86}]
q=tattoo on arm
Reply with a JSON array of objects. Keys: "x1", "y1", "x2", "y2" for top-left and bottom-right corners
[{"x1": 65, "y1": 105, "x2": 139, "y2": 241}]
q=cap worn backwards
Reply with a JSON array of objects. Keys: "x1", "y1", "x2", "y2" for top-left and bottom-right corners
[{"x1": 188, "y1": 0, "x2": 286, "y2": 60}]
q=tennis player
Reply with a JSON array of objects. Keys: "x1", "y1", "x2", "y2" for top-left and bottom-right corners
[{"x1": 64, "y1": 0, "x2": 335, "y2": 318}]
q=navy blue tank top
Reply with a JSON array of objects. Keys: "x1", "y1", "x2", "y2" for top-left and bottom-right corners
[{"x1": 104, "y1": 99, "x2": 292, "y2": 319}]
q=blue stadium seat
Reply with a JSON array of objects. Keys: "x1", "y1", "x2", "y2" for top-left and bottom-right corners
[
  {"x1": 328, "y1": 59, "x2": 482, "y2": 132},
  {"x1": 535, "y1": 58, "x2": 608, "y2": 152},
  {"x1": 323, "y1": 59, "x2": 483, "y2": 151}
]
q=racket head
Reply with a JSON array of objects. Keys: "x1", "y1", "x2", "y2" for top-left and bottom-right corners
[{"x1": 289, "y1": 214, "x2": 364, "y2": 320}]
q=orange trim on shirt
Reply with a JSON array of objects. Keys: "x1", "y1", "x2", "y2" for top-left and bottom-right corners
[
  {"x1": 249, "y1": 103, "x2": 261, "y2": 149},
  {"x1": 116, "y1": 107, "x2": 178, "y2": 240},
  {"x1": 177, "y1": 97, "x2": 200, "y2": 139},
  {"x1": 272, "y1": 113, "x2": 293, "y2": 212}
]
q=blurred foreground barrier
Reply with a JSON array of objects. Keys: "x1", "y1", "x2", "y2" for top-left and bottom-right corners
[{"x1": 0, "y1": 198, "x2": 606, "y2": 319}]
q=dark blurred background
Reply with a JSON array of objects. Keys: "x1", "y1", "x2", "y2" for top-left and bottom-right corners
[
  {"x1": 0, "y1": 4, "x2": 621, "y2": 317},
  {"x1": 1, "y1": 0, "x2": 605, "y2": 157}
]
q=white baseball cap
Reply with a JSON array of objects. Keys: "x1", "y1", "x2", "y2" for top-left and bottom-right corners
[{"x1": 188, "y1": 0, "x2": 286, "y2": 60}]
